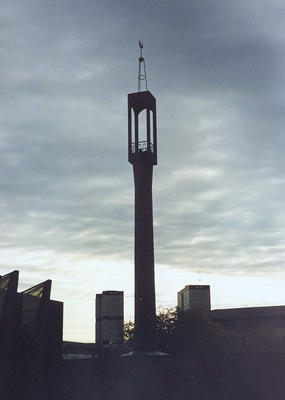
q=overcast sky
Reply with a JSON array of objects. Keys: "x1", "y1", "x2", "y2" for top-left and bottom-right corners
[{"x1": 2, "y1": 0, "x2": 285, "y2": 341}]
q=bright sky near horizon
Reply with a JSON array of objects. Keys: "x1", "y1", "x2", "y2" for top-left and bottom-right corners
[{"x1": 2, "y1": 0, "x2": 285, "y2": 342}]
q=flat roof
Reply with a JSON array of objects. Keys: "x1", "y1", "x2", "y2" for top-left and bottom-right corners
[{"x1": 211, "y1": 305, "x2": 285, "y2": 319}]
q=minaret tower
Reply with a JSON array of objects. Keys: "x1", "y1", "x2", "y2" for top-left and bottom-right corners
[{"x1": 128, "y1": 41, "x2": 157, "y2": 351}]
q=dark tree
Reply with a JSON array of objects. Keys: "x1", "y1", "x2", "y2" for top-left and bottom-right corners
[
  {"x1": 124, "y1": 321, "x2": 135, "y2": 346},
  {"x1": 154, "y1": 308, "x2": 179, "y2": 353},
  {"x1": 124, "y1": 307, "x2": 226, "y2": 354}
]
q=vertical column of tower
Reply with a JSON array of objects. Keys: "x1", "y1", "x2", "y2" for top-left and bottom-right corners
[
  {"x1": 128, "y1": 91, "x2": 157, "y2": 351},
  {"x1": 133, "y1": 153, "x2": 155, "y2": 350}
]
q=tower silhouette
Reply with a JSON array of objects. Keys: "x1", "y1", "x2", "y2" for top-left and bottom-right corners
[{"x1": 128, "y1": 42, "x2": 157, "y2": 351}]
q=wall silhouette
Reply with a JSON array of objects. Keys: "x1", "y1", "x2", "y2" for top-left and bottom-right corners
[{"x1": 0, "y1": 271, "x2": 63, "y2": 400}]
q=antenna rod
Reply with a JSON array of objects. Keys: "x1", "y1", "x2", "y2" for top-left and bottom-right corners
[{"x1": 138, "y1": 40, "x2": 148, "y2": 92}]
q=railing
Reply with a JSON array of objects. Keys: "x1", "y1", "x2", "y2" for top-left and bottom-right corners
[{"x1": 131, "y1": 141, "x2": 155, "y2": 153}]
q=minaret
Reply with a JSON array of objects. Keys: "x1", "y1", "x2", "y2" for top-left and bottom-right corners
[{"x1": 128, "y1": 41, "x2": 157, "y2": 351}]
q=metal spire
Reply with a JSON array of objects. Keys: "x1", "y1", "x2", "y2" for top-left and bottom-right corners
[{"x1": 138, "y1": 40, "x2": 148, "y2": 92}]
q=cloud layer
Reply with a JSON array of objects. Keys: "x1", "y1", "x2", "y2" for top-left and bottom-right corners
[{"x1": 2, "y1": 0, "x2": 285, "y2": 340}]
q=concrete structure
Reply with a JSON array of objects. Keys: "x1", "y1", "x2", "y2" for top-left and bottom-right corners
[
  {"x1": 177, "y1": 285, "x2": 211, "y2": 312},
  {"x1": 211, "y1": 305, "x2": 285, "y2": 337},
  {"x1": 96, "y1": 291, "x2": 124, "y2": 344},
  {"x1": 127, "y1": 42, "x2": 158, "y2": 352},
  {"x1": 128, "y1": 90, "x2": 157, "y2": 350},
  {"x1": 0, "y1": 270, "x2": 63, "y2": 399}
]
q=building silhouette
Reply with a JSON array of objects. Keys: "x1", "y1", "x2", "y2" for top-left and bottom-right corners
[
  {"x1": 178, "y1": 285, "x2": 211, "y2": 312},
  {"x1": 96, "y1": 290, "x2": 124, "y2": 344},
  {"x1": 0, "y1": 270, "x2": 63, "y2": 399},
  {"x1": 211, "y1": 305, "x2": 285, "y2": 337},
  {"x1": 128, "y1": 43, "x2": 158, "y2": 352}
]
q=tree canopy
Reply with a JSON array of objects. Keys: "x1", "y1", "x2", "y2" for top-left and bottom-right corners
[{"x1": 124, "y1": 307, "x2": 226, "y2": 355}]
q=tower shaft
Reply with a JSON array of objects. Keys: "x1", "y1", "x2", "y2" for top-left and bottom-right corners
[{"x1": 133, "y1": 154, "x2": 156, "y2": 350}]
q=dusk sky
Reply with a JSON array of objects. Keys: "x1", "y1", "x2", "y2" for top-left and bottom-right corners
[{"x1": 2, "y1": 0, "x2": 285, "y2": 342}]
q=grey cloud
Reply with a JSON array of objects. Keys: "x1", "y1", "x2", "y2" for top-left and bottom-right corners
[{"x1": 2, "y1": 0, "x2": 285, "y2": 283}]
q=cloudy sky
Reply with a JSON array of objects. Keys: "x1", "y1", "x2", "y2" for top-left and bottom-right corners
[{"x1": 2, "y1": 0, "x2": 285, "y2": 341}]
